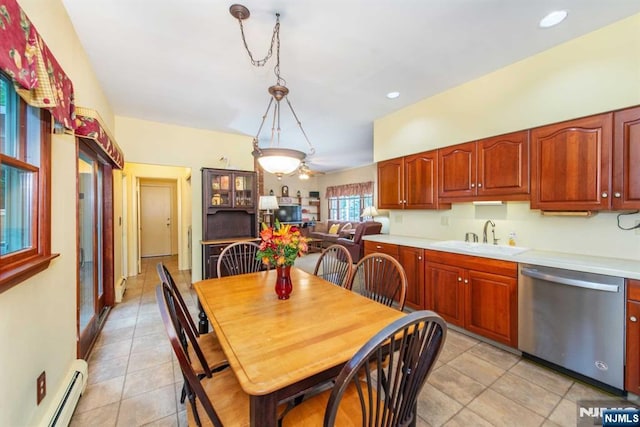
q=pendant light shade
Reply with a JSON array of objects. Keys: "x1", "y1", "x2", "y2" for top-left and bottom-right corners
[{"x1": 255, "y1": 148, "x2": 306, "y2": 175}]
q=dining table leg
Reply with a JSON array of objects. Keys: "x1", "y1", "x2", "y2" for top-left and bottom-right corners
[
  {"x1": 197, "y1": 299, "x2": 208, "y2": 334},
  {"x1": 250, "y1": 393, "x2": 278, "y2": 427}
]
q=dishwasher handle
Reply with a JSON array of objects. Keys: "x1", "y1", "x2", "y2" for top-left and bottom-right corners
[{"x1": 521, "y1": 267, "x2": 619, "y2": 293}]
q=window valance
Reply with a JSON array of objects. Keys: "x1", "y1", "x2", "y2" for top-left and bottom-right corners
[
  {"x1": 0, "y1": 0, "x2": 75, "y2": 129},
  {"x1": 325, "y1": 181, "x2": 374, "y2": 198},
  {"x1": 75, "y1": 107, "x2": 124, "y2": 169}
]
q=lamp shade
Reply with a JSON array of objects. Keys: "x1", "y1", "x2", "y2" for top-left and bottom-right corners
[
  {"x1": 361, "y1": 206, "x2": 379, "y2": 218},
  {"x1": 255, "y1": 148, "x2": 305, "y2": 176},
  {"x1": 258, "y1": 195, "x2": 279, "y2": 210}
]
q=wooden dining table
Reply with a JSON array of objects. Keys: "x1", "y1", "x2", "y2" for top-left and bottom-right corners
[{"x1": 193, "y1": 267, "x2": 406, "y2": 427}]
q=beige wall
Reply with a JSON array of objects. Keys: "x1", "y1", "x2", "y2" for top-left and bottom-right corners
[
  {"x1": 114, "y1": 116, "x2": 255, "y2": 281},
  {"x1": 374, "y1": 13, "x2": 640, "y2": 160},
  {"x1": 373, "y1": 14, "x2": 640, "y2": 260},
  {"x1": 0, "y1": 1, "x2": 118, "y2": 425}
]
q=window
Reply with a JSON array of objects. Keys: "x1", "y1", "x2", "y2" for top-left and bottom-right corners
[
  {"x1": 328, "y1": 194, "x2": 374, "y2": 222},
  {"x1": 0, "y1": 72, "x2": 55, "y2": 291}
]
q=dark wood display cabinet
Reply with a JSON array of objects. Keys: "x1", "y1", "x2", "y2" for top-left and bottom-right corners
[{"x1": 201, "y1": 168, "x2": 258, "y2": 280}]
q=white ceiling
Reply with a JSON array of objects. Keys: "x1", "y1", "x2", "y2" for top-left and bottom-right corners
[{"x1": 61, "y1": 0, "x2": 640, "y2": 173}]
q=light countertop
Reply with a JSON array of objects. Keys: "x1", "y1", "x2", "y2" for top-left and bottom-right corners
[{"x1": 363, "y1": 234, "x2": 640, "y2": 280}]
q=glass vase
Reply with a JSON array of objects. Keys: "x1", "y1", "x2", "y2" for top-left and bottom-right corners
[{"x1": 275, "y1": 265, "x2": 293, "y2": 300}]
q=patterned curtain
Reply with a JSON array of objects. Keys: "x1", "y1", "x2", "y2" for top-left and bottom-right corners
[
  {"x1": 0, "y1": 0, "x2": 76, "y2": 130},
  {"x1": 325, "y1": 181, "x2": 374, "y2": 198},
  {"x1": 75, "y1": 107, "x2": 125, "y2": 169}
]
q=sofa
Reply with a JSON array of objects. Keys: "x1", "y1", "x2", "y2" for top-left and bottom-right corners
[
  {"x1": 335, "y1": 221, "x2": 383, "y2": 263},
  {"x1": 309, "y1": 220, "x2": 359, "y2": 248}
]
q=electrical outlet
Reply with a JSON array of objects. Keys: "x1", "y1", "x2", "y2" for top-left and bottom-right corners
[
  {"x1": 636, "y1": 220, "x2": 640, "y2": 235},
  {"x1": 36, "y1": 371, "x2": 46, "y2": 405}
]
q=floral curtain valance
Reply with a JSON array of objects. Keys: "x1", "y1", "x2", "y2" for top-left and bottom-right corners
[
  {"x1": 75, "y1": 107, "x2": 124, "y2": 169},
  {"x1": 325, "y1": 181, "x2": 374, "y2": 199},
  {"x1": 0, "y1": 0, "x2": 75, "y2": 129}
]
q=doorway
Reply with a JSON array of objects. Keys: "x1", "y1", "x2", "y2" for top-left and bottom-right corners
[
  {"x1": 77, "y1": 141, "x2": 115, "y2": 358},
  {"x1": 139, "y1": 179, "x2": 178, "y2": 258}
]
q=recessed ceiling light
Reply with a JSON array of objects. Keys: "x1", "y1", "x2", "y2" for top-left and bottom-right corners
[
  {"x1": 386, "y1": 91, "x2": 400, "y2": 99},
  {"x1": 539, "y1": 10, "x2": 568, "y2": 28}
]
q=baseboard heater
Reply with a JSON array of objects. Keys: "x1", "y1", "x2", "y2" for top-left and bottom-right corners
[
  {"x1": 115, "y1": 276, "x2": 127, "y2": 303},
  {"x1": 40, "y1": 359, "x2": 88, "y2": 427}
]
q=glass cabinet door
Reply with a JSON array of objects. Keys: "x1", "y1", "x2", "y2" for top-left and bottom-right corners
[
  {"x1": 234, "y1": 173, "x2": 254, "y2": 208},
  {"x1": 209, "y1": 172, "x2": 231, "y2": 207}
]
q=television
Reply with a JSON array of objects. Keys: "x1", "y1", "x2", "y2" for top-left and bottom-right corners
[{"x1": 275, "y1": 205, "x2": 302, "y2": 223}]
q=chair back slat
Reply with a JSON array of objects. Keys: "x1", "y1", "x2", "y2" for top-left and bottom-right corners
[
  {"x1": 324, "y1": 311, "x2": 447, "y2": 427},
  {"x1": 217, "y1": 242, "x2": 264, "y2": 278},
  {"x1": 313, "y1": 244, "x2": 353, "y2": 287},
  {"x1": 350, "y1": 253, "x2": 408, "y2": 310}
]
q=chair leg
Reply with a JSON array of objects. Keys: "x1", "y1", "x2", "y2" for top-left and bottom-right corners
[{"x1": 180, "y1": 382, "x2": 187, "y2": 404}]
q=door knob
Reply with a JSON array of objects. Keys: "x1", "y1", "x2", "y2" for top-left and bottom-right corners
[
  {"x1": 614, "y1": 192, "x2": 621, "y2": 198},
  {"x1": 631, "y1": 316, "x2": 638, "y2": 323}
]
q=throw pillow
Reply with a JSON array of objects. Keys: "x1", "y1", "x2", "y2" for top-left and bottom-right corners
[
  {"x1": 328, "y1": 224, "x2": 340, "y2": 234},
  {"x1": 339, "y1": 223, "x2": 352, "y2": 233}
]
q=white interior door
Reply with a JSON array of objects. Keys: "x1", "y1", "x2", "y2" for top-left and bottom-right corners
[{"x1": 140, "y1": 184, "x2": 172, "y2": 257}]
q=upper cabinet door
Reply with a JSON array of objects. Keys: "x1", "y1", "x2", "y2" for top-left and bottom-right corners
[
  {"x1": 438, "y1": 141, "x2": 476, "y2": 199},
  {"x1": 233, "y1": 172, "x2": 255, "y2": 209},
  {"x1": 207, "y1": 171, "x2": 233, "y2": 208},
  {"x1": 404, "y1": 151, "x2": 444, "y2": 209},
  {"x1": 530, "y1": 113, "x2": 613, "y2": 211},
  {"x1": 377, "y1": 157, "x2": 404, "y2": 209},
  {"x1": 613, "y1": 106, "x2": 640, "y2": 210},
  {"x1": 477, "y1": 130, "x2": 530, "y2": 198}
]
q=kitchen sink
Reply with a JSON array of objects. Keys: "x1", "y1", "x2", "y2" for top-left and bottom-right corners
[{"x1": 429, "y1": 240, "x2": 530, "y2": 256}]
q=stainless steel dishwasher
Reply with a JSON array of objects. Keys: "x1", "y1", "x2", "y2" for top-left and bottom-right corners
[{"x1": 518, "y1": 264, "x2": 625, "y2": 392}]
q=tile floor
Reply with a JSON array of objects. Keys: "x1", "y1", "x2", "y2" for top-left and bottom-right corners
[{"x1": 70, "y1": 254, "x2": 629, "y2": 426}]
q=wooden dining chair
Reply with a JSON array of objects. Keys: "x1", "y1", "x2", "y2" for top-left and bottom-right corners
[
  {"x1": 348, "y1": 252, "x2": 408, "y2": 311},
  {"x1": 313, "y1": 244, "x2": 353, "y2": 287},
  {"x1": 156, "y1": 264, "x2": 228, "y2": 402},
  {"x1": 156, "y1": 283, "x2": 248, "y2": 426},
  {"x1": 281, "y1": 310, "x2": 447, "y2": 426},
  {"x1": 216, "y1": 241, "x2": 264, "y2": 278}
]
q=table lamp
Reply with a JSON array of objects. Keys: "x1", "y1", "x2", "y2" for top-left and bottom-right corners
[
  {"x1": 259, "y1": 195, "x2": 279, "y2": 227},
  {"x1": 361, "y1": 206, "x2": 379, "y2": 222}
]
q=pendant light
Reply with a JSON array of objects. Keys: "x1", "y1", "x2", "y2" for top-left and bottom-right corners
[{"x1": 230, "y1": 4, "x2": 315, "y2": 178}]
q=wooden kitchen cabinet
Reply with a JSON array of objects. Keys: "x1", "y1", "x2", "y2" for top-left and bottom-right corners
[
  {"x1": 626, "y1": 279, "x2": 640, "y2": 393},
  {"x1": 378, "y1": 151, "x2": 449, "y2": 210},
  {"x1": 377, "y1": 157, "x2": 404, "y2": 209},
  {"x1": 425, "y1": 250, "x2": 518, "y2": 347},
  {"x1": 438, "y1": 130, "x2": 530, "y2": 202},
  {"x1": 399, "y1": 246, "x2": 425, "y2": 310},
  {"x1": 530, "y1": 113, "x2": 613, "y2": 211},
  {"x1": 613, "y1": 106, "x2": 640, "y2": 210},
  {"x1": 363, "y1": 241, "x2": 425, "y2": 310}
]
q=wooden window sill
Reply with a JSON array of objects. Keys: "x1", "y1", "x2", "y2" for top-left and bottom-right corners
[{"x1": 0, "y1": 253, "x2": 60, "y2": 293}]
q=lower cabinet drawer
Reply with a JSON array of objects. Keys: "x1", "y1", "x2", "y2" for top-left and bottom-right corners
[{"x1": 364, "y1": 241, "x2": 399, "y2": 258}]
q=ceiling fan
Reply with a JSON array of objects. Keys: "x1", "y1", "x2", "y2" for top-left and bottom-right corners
[{"x1": 290, "y1": 161, "x2": 324, "y2": 180}]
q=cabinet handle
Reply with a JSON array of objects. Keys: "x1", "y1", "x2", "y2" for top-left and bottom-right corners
[
  {"x1": 601, "y1": 192, "x2": 608, "y2": 198},
  {"x1": 458, "y1": 277, "x2": 462, "y2": 282},
  {"x1": 376, "y1": 245, "x2": 382, "y2": 249},
  {"x1": 471, "y1": 183, "x2": 475, "y2": 188},
  {"x1": 477, "y1": 183, "x2": 482, "y2": 188},
  {"x1": 464, "y1": 279, "x2": 468, "y2": 284},
  {"x1": 614, "y1": 192, "x2": 621, "y2": 198},
  {"x1": 631, "y1": 316, "x2": 638, "y2": 323},
  {"x1": 418, "y1": 256, "x2": 422, "y2": 260}
]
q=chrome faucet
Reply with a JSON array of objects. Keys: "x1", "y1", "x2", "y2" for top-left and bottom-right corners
[
  {"x1": 465, "y1": 232, "x2": 478, "y2": 243},
  {"x1": 482, "y1": 220, "x2": 497, "y2": 244}
]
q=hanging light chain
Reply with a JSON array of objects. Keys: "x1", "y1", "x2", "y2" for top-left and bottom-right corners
[
  {"x1": 236, "y1": 13, "x2": 280, "y2": 68},
  {"x1": 285, "y1": 97, "x2": 315, "y2": 156}
]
